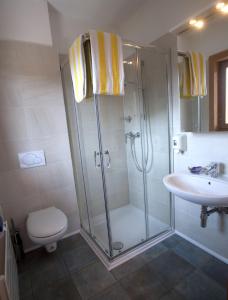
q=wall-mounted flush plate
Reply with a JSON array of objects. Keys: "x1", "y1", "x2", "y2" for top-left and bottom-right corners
[{"x1": 18, "y1": 150, "x2": 46, "y2": 169}]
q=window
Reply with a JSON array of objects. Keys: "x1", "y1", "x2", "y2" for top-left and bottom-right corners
[
  {"x1": 226, "y1": 67, "x2": 228, "y2": 123},
  {"x1": 209, "y1": 50, "x2": 228, "y2": 131}
]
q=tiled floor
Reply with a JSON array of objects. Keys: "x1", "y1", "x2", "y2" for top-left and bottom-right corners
[{"x1": 18, "y1": 234, "x2": 228, "y2": 300}]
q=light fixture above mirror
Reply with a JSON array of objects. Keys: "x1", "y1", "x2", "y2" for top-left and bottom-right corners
[
  {"x1": 216, "y1": 2, "x2": 228, "y2": 14},
  {"x1": 189, "y1": 19, "x2": 205, "y2": 30}
]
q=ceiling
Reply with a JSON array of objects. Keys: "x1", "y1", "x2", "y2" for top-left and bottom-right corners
[{"x1": 48, "y1": 0, "x2": 148, "y2": 28}]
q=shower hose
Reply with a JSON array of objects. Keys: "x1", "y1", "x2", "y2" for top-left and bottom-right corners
[{"x1": 129, "y1": 111, "x2": 153, "y2": 173}]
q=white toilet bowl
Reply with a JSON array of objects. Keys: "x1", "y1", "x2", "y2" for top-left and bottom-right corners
[{"x1": 26, "y1": 207, "x2": 68, "y2": 253}]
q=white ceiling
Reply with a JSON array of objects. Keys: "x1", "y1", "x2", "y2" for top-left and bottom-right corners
[
  {"x1": 48, "y1": 0, "x2": 148, "y2": 28},
  {"x1": 48, "y1": 0, "x2": 215, "y2": 54}
]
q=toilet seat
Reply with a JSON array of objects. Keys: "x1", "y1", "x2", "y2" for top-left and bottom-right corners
[{"x1": 27, "y1": 207, "x2": 68, "y2": 239}]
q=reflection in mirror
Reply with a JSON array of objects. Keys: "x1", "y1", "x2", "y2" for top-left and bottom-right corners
[
  {"x1": 177, "y1": 53, "x2": 206, "y2": 132},
  {"x1": 177, "y1": 13, "x2": 228, "y2": 132}
]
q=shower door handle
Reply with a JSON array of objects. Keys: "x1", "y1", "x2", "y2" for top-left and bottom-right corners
[
  {"x1": 104, "y1": 150, "x2": 111, "y2": 168},
  {"x1": 94, "y1": 151, "x2": 101, "y2": 168}
]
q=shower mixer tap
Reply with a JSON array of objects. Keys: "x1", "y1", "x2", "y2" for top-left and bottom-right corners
[{"x1": 125, "y1": 131, "x2": 140, "y2": 143}]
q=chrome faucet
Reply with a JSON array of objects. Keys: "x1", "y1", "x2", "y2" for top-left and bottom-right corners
[
  {"x1": 204, "y1": 162, "x2": 219, "y2": 178},
  {"x1": 189, "y1": 162, "x2": 219, "y2": 178}
]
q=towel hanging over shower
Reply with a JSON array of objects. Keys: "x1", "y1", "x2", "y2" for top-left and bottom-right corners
[
  {"x1": 69, "y1": 31, "x2": 124, "y2": 103},
  {"x1": 69, "y1": 35, "x2": 87, "y2": 103}
]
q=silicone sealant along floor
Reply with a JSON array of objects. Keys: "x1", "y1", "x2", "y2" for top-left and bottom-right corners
[{"x1": 18, "y1": 234, "x2": 228, "y2": 300}]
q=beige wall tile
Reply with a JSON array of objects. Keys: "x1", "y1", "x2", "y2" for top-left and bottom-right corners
[
  {"x1": 0, "y1": 139, "x2": 31, "y2": 172},
  {"x1": 0, "y1": 168, "x2": 40, "y2": 205},
  {"x1": 65, "y1": 212, "x2": 81, "y2": 236},
  {"x1": 0, "y1": 74, "x2": 23, "y2": 108},
  {"x1": 25, "y1": 105, "x2": 68, "y2": 139},
  {"x1": 41, "y1": 184, "x2": 78, "y2": 215},
  {"x1": 21, "y1": 75, "x2": 64, "y2": 106},
  {"x1": 36, "y1": 160, "x2": 75, "y2": 194},
  {"x1": 2, "y1": 193, "x2": 43, "y2": 225},
  {"x1": 0, "y1": 41, "x2": 59, "y2": 76},
  {"x1": 0, "y1": 108, "x2": 28, "y2": 141},
  {"x1": 0, "y1": 41, "x2": 79, "y2": 250},
  {"x1": 28, "y1": 134, "x2": 71, "y2": 163}
]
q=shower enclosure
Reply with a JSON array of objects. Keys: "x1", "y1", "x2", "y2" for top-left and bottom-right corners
[{"x1": 61, "y1": 43, "x2": 173, "y2": 261}]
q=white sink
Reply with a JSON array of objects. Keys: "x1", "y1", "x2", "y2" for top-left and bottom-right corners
[{"x1": 163, "y1": 173, "x2": 228, "y2": 207}]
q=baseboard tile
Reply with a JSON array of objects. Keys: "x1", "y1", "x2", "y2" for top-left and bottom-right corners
[
  {"x1": 175, "y1": 230, "x2": 228, "y2": 265},
  {"x1": 24, "y1": 229, "x2": 81, "y2": 253},
  {"x1": 62, "y1": 229, "x2": 80, "y2": 240}
]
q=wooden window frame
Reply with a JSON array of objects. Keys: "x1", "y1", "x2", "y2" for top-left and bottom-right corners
[{"x1": 209, "y1": 49, "x2": 228, "y2": 131}]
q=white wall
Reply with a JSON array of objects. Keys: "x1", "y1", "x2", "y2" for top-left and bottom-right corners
[
  {"x1": 176, "y1": 16, "x2": 228, "y2": 260},
  {"x1": 117, "y1": 0, "x2": 216, "y2": 44},
  {"x1": 48, "y1": 4, "x2": 113, "y2": 54},
  {"x1": 0, "y1": 0, "x2": 52, "y2": 45}
]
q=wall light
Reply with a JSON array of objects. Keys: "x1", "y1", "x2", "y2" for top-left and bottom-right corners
[
  {"x1": 123, "y1": 43, "x2": 141, "y2": 49},
  {"x1": 123, "y1": 60, "x2": 133, "y2": 65},
  {"x1": 189, "y1": 19, "x2": 205, "y2": 29},
  {"x1": 216, "y1": 2, "x2": 228, "y2": 13}
]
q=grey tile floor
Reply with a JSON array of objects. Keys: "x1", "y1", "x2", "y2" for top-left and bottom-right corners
[{"x1": 18, "y1": 234, "x2": 228, "y2": 300}]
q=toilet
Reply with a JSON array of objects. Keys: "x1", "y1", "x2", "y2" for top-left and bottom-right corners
[{"x1": 26, "y1": 207, "x2": 68, "y2": 253}]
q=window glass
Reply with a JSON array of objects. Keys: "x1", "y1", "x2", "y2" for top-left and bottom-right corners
[{"x1": 226, "y1": 67, "x2": 228, "y2": 124}]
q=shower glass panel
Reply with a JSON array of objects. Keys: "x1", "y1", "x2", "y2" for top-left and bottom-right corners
[
  {"x1": 97, "y1": 91, "x2": 146, "y2": 255},
  {"x1": 139, "y1": 48, "x2": 171, "y2": 238},
  {"x1": 76, "y1": 97, "x2": 111, "y2": 254}
]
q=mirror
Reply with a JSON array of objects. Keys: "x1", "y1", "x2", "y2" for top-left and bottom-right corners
[{"x1": 177, "y1": 13, "x2": 228, "y2": 132}]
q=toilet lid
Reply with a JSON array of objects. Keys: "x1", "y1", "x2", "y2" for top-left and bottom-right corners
[{"x1": 27, "y1": 207, "x2": 67, "y2": 238}]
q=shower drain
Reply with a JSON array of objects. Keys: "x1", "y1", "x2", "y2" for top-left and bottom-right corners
[{"x1": 112, "y1": 241, "x2": 124, "y2": 251}]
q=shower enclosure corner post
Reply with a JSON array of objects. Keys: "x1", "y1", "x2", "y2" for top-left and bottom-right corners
[
  {"x1": 165, "y1": 49, "x2": 175, "y2": 231},
  {"x1": 94, "y1": 94, "x2": 114, "y2": 258},
  {"x1": 136, "y1": 48, "x2": 149, "y2": 241}
]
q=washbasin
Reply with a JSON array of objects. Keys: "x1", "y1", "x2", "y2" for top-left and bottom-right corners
[{"x1": 163, "y1": 173, "x2": 228, "y2": 207}]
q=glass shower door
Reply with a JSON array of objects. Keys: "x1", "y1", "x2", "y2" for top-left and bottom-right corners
[
  {"x1": 96, "y1": 47, "x2": 147, "y2": 256},
  {"x1": 75, "y1": 96, "x2": 111, "y2": 254},
  {"x1": 139, "y1": 47, "x2": 172, "y2": 238},
  {"x1": 97, "y1": 94, "x2": 147, "y2": 256}
]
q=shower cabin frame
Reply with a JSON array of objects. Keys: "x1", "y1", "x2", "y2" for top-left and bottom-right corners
[{"x1": 61, "y1": 44, "x2": 175, "y2": 270}]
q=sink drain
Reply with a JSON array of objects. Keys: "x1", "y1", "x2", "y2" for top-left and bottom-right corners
[{"x1": 112, "y1": 241, "x2": 124, "y2": 250}]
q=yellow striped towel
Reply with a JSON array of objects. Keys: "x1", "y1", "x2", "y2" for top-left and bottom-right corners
[
  {"x1": 188, "y1": 51, "x2": 207, "y2": 97},
  {"x1": 89, "y1": 30, "x2": 124, "y2": 96},
  {"x1": 179, "y1": 51, "x2": 207, "y2": 98},
  {"x1": 69, "y1": 35, "x2": 87, "y2": 103}
]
